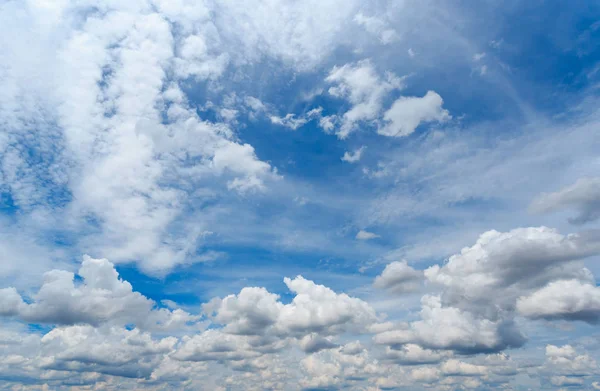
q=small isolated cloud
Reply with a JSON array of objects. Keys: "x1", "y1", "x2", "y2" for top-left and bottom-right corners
[
  {"x1": 378, "y1": 91, "x2": 450, "y2": 137},
  {"x1": 270, "y1": 107, "x2": 322, "y2": 130},
  {"x1": 341, "y1": 146, "x2": 366, "y2": 163},
  {"x1": 473, "y1": 52, "x2": 486, "y2": 61},
  {"x1": 356, "y1": 230, "x2": 380, "y2": 240}
]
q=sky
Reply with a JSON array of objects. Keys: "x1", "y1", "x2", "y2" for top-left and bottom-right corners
[{"x1": 0, "y1": 0, "x2": 600, "y2": 390}]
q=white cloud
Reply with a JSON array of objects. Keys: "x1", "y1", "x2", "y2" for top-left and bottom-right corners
[
  {"x1": 356, "y1": 230, "x2": 380, "y2": 240},
  {"x1": 378, "y1": 91, "x2": 450, "y2": 137},
  {"x1": 325, "y1": 60, "x2": 405, "y2": 138},
  {"x1": 341, "y1": 146, "x2": 366, "y2": 163},
  {"x1": 0, "y1": 256, "x2": 200, "y2": 332},
  {"x1": 517, "y1": 279, "x2": 600, "y2": 323},
  {"x1": 373, "y1": 295, "x2": 524, "y2": 353},
  {"x1": 270, "y1": 107, "x2": 322, "y2": 130},
  {"x1": 205, "y1": 286, "x2": 283, "y2": 335},
  {"x1": 206, "y1": 275, "x2": 378, "y2": 339},
  {"x1": 318, "y1": 115, "x2": 338, "y2": 133},
  {"x1": 376, "y1": 226, "x2": 600, "y2": 355},
  {"x1": 40, "y1": 325, "x2": 177, "y2": 378},
  {"x1": 424, "y1": 227, "x2": 600, "y2": 313}
]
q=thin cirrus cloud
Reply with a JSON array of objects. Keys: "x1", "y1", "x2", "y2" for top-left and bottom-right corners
[{"x1": 0, "y1": 0, "x2": 600, "y2": 390}]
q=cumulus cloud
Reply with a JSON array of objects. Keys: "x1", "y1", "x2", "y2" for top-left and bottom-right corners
[
  {"x1": 530, "y1": 177, "x2": 600, "y2": 225},
  {"x1": 207, "y1": 275, "x2": 378, "y2": 339},
  {"x1": 0, "y1": 256, "x2": 200, "y2": 331},
  {"x1": 40, "y1": 325, "x2": 177, "y2": 378},
  {"x1": 374, "y1": 260, "x2": 423, "y2": 294},
  {"x1": 378, "y1": 91, "x2": 451, "y2": 137},
  {"x1": 517, "y1": 279, "x2": 600, "y2": 323},
  {"x1": 544, "y1": 344, "x2": 598, "y2": 377},
  {"x1": 376, "y1": 227, "x2": 600, "y2": 355},
  {"x1": 425, "y1": 227, "x2": 600, "y2": 314},
  {"x1": 325, "y1": 60, "x2": 405, "y2": 138},
  {"x1": 374, "y1": 295, "x2": 525, "y2": 353},
  {"x1": 322, "y1": 61, "x2": 449, "y2": 140}
]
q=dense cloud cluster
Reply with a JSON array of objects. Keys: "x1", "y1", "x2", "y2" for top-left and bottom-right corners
[{"x1": 0, "y1": 224, "x2": 599, "y2": 389}]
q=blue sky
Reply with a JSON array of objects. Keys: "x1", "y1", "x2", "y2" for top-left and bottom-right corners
[{"x1": 1, "y1": 0, "x2": 600, "y2": 390}]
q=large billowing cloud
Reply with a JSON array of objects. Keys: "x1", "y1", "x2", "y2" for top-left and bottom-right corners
[{"x1": 374, "y1": 226, "x2": 600, "y2": 356}]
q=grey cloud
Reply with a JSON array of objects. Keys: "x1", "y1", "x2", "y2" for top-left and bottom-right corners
[
  {"x1": 530, "y1": 177, "x2": 600, "y2": 225},
  {"x1": 373, "y1": 260, "x2": 423, "y2": 294}
]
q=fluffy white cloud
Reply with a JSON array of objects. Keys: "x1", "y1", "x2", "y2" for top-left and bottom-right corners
[
  {"x1": 205, "y1": 287, "x2": 283, "y2": 335},
  {"x1": 325, "y1": 60, "x2": 404, "y2": 138},
  {"x1": 40, "y1": 325, "x2": 176, "y2": 378},
  {"x1": 530, "y1": 177, "x2": 600, "y2": 225},
  {"x1": 374, "y1": 295, "x2": 524, "y2": 353},
  {"x1": 207, "y1": 275, "x2": 378, "y2": 338},
  {"x1": 373, "y1": 260, "x2": 423, "y2": 294},
  {"x1": 0, "y1": 0, "x2": 289, "y2": 274},
  {"x1": 0, "y1": 256, "x2": 200, "y2": 331},
  {"x1": 440, "y1": 359, "x2": 488, "y2": 376},
  {"x1": 322, "y1": 61, "x2": 449, "y2": 140},
  {"x1": 378, "y1": 91, "x2": 450, "y2": 137},
  {"x1": 375, "y1": 227, "x2": 600, "y2": 355},
  {"x1": 517, "y1": 279, "x2": 600, "y2": 323},
  {"x1": 425, "y1": 227, "x2": 600, "y2": 314}
]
